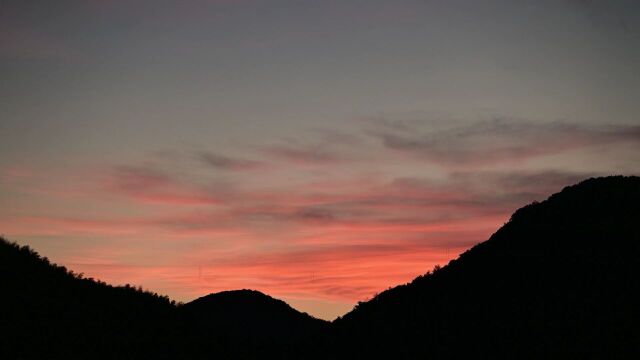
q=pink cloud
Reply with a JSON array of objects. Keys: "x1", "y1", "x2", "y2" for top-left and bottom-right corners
[{"x1": 105, "y1": 165, "x2": 222, "y2": 206}]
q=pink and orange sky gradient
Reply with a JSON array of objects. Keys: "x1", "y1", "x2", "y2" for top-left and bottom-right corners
[{"x1": 1, "y1": 0, "x2": 639, "y2": 319}]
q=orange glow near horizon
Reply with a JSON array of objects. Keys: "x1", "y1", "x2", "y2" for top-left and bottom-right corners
[{"x1": 0, "y1": 163, "x2": 520, "y2": 319}]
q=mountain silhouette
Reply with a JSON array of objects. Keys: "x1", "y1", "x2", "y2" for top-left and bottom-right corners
[
  {"x1": 1, "y1": 176, "x2": 639, "y2": 359},
  {"x1": 0, "y1": 238, "x2": 177, "y2": 359},
  {"x1": 331, "y1": 175, "x2": 640, "y2": 359},
  {"x1": 182, "y1": 289, "x2": 326, "y2": 334},
  {"x1": 0, "y1": 238, "x2": 326, "y2": 359},
  {"x1": 178, "y1": 290, "x2": 328, "y2": 359}
]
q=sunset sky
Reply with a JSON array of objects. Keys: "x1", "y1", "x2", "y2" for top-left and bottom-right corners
[{"x1": 1, "y1": 0, "x2": 639, "y2": 320}]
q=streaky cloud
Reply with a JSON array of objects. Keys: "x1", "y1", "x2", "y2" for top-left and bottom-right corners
[
  {"x1": 107, "y1": 165, "x2": 221, "y2": 205},
  {"x1": 198, "y1": 151, "x2": 264, "y2": 171},
  {"x1": 264, "y1": 144, "x2": 343, "y2": 165},
  {"x1": 369, "y1": 118, "x2": 640, "y2": 167}
]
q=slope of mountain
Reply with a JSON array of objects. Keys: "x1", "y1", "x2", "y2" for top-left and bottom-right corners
[
  {"x1": 0, "y1": 239, "x2": 177, "y2": 359},
  {"x1": 331, "y1": 176, "x2": 640, "y2": 359}
]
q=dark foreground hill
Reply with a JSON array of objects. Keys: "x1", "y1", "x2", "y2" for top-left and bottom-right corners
[
  {"x1": 178, "y1": 290, "x2": 327, "y2": 359},
  {"x1": 1, "y1": 176, "x2": 639, "y2": 359},
  {"x1": 331, "y1": 176, "x2": 640, "y2": 359},
  {"x1": 0, "y1": 240, "x2": 326, "y2": 359},
  {"x1": 0, "y1": 238, "x2": 176, "y2": 359}
]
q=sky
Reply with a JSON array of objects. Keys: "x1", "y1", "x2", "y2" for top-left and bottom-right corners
[{"x1": 1, "y1": 0, "x2": 639, "y2": 320}]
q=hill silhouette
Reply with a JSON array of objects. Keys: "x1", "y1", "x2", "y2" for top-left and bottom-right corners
[
  {"x1": 0, "y1": 238, "x2": 177, "y2": 359},
  {"x1": 178, "y1": 290, "x2": 328, "y2": 359},
  {"x1": 1, "y1": 176, "x2": 639, "y2": 359},
  {"x1": 331, "y1": 175, "x2": 640, "y2": 358},
  {"x1": 0, "y1": 240, "x2": 326, "y2": 359},
  {"x1": 182, "y1": 289, "x2": 326, "y2": 334}
]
